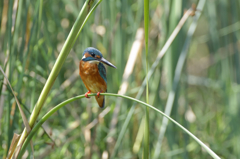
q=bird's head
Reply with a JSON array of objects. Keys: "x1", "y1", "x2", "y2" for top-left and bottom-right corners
[{"x1": 81, "y1": 47, "x2": 116, "y2": 68}]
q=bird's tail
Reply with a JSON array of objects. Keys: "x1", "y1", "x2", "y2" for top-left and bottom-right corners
[{"x1": 95, "y1": 95, "x2": 105, "y2": 108}]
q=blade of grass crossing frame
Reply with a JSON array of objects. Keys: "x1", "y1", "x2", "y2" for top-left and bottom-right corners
[
  {"x1": 28, "y1": 1, "x2": 44, "y2": 158},
  {"x1": 6, "y1": 0, "x2": 14, "y2": 156},
  {"x1": 19, "y1": 93, "x2": 221, "y2": 159},
  {"x1": 111, "y1": 6, "x2": 194, "y2": 158},
  {"x1": 0, "y1": 66, "x2": 32, "y2": 157},
  {"x1": 153, "y1": 0, "x2": 206, "y2": 158},
  {"x1": 14, "y1": 1, "x2": 96, "y2": 157},
  {"x1": 12, "y1": 0, "x2": 36, "y2": 157},
  {"x1": 143, "y1": 0, "x2": 149, "y2": 158},
  {"x1": 74, "y1": 0, "x2": 103, "y2": 43}
]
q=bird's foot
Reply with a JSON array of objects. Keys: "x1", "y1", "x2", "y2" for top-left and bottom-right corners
[
  {"x1": 85, "y1": 91, "x2": 91, "y2": 98},
  {"x1": 97, "y1": 90, "x2": 103, "y2": 98}
]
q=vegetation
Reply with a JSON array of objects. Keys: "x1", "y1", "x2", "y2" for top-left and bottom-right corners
[{"x1": 0, "y1": 0, "x2": 239, "y2": 158}]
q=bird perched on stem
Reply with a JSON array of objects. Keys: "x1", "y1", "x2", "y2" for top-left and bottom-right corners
[{"x1": 79, "y1": 47, "x2": 116, "y2": 108}]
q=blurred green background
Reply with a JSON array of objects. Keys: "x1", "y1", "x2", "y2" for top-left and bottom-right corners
[{"x1": 0, "y1": 0, "x2": 240, "y2": 158}]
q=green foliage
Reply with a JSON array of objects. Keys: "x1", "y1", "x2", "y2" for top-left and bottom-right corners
[
  {"x1": 144, "y1": 0, "x2": 150, "y2": 158},
  {"x1": 0, "y1": 0, "x2": 240, "y2": 158}
]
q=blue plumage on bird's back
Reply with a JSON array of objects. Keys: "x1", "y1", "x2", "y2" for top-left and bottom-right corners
[{"x1": 79, "y1": 47, "x2": 116, "y2": 108}]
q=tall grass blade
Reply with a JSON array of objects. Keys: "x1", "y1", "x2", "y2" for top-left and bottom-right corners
[
  {"x1": 111, "y1": 4, "x2": 194, "y2": 158},
  {"x1": 143, "y1": 0, "x2": 149, "y2": 158},
  {"x1": 0, "y1": 66, "x2": 31, "y2": 157},
  {"x1": 13, "y1": 0, "x2": 97, "y2": 158},
  {"x1": 107, "y1": 28, "x2": 144, "y2": 151},
  {"x1": 19, "y1": 93, "x2": 220, "y2": 159},
  {"x1": 153, "y1": 0, "x2": 206, "y2": 158}
]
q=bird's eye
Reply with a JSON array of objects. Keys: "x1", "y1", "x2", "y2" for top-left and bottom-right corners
[{"x1": 91, "y1": 53, "x2": 95, "y2": 57}]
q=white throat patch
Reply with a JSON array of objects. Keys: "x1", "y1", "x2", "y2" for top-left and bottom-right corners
[{"x1": 89, "y1": 60, "x2": 100, "y2": 64}]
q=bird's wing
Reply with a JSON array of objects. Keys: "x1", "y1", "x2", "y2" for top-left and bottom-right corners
[{"x1": 98, "y1": 63, "x2": 107, "y2": 83}]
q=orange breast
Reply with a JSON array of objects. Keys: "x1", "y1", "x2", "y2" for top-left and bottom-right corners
[{"x1": 79, "y1": 60, "x2": 107, "y2": 93}]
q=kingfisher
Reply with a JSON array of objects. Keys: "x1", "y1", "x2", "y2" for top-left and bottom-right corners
[{"x1": 79, "y1": 47, "x2": 116, "y2": 108}]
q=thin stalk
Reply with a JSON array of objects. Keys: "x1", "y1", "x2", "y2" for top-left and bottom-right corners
[
  {"x1": 6, "y1": 0, "x2": 13, "y2": 156},
  {"x1": 13, "y1": 0, "x2": 95, "y2": 158},
  {"x1": 30, "y1": 0, "x2": 43, "y2": 111},
  {"x1": 153, "y1": 0, "x2": 206, "y2": 158},
  {"x1": 111, "y1": 5, "x2": 194, "y2": 158},
  {"x1": 74, "y1": 0, "x2": 102, "y2": 43},
  {"x1": 143, "y1": 0, "x2": 149, "y2": 158},
  {"x1": 19, "y1": 93, "x2": 220, "y2": 159}
]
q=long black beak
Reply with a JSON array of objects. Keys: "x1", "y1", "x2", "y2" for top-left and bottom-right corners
[{"x1": 99, "y1": 57, "x2": 117, "y2": 68}]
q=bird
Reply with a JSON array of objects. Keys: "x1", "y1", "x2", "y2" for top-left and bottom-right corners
[{"x1": 79, "y1": 47, "x2": 116, "y2": 108}]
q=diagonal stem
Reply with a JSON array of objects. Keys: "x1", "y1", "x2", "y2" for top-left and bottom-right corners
[
  {"x1": 153, "y1": 0, "x2": 206, "y2": 158},
  {"x1": 19, "y1": 93, "x2": 220, "y2": 159},
  {"x1": 13, "y1": 0, "x2": 96, "y2": 158},
  {"x1": 110, "y1": 4, "x2": 197, "y2": 158}
]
